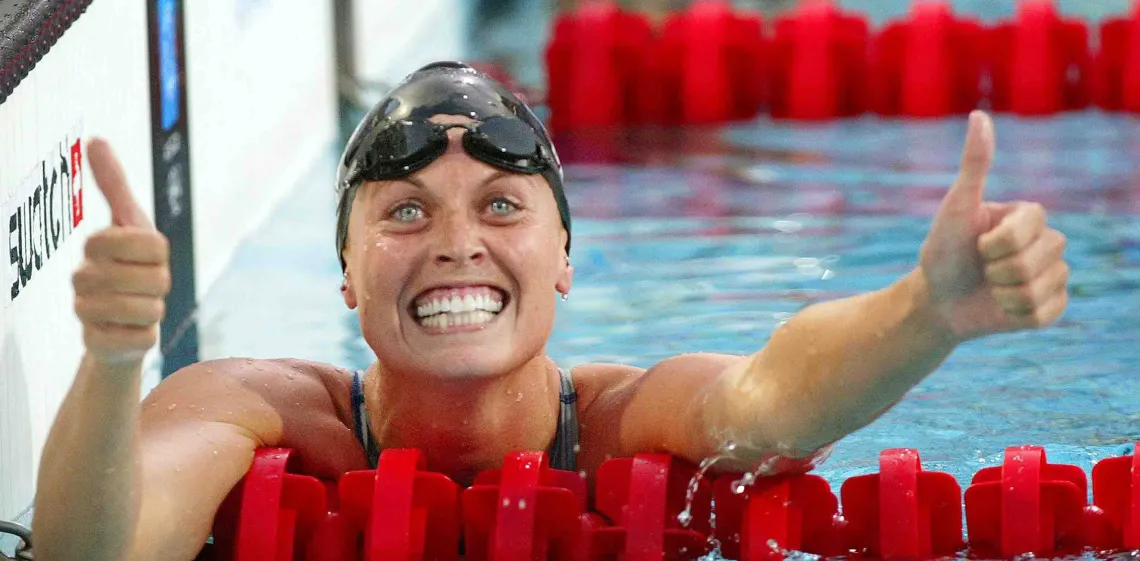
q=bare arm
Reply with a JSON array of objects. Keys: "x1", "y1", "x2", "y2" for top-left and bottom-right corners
[
  {"x1": 702, "y1": 269, "x2": 955, "y2": 461},
  {"x1": 585, "y1": 269, "x2": 952, "y2": 470},
  {"x1": 603, "y1": 112, "x2": 1068, "y2": 472},
  {"x1": 32, "y1": 140, "x2": 354, "y2": 561},
  {"x1": 34, "y1": 358, "x2": 285, "y2": 561}
]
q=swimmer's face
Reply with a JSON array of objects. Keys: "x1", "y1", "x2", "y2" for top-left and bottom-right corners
[{"x1": 341, "y1": 114, "x2": 572, "y2": 379}]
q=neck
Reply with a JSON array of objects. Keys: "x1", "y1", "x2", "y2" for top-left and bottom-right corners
[{"x1": 363, "y1": 355, "x2": 562, "y2": 485}]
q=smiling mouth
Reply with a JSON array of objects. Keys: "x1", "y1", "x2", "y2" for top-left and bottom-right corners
[{"x1": 411, "y1": 286, "x2": 509, "y2": 330}]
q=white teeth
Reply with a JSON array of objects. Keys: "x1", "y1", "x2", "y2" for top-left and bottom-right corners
[
  {"x1": 417, "y1": 310, "x2": 496, "y2": 329},
  {"x1": 415, "y1": 291, "x2": 506, "y2": 318}
]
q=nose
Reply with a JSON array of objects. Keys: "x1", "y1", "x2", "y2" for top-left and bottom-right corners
[{"x1": 433, "y1": 210, "x2": 486, "y2": 266}]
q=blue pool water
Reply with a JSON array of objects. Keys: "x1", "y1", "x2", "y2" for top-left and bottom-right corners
[{"x1": 200, "y1": 111, "x2": 1140, "y2": 556}]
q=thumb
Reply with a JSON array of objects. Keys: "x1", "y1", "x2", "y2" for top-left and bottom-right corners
[
  {"x1": 87, "y1": 138, "x2": 152, "y2": 229},
  {"x1": 942, "y1": 110, "x2": 995, "y2": 214}
]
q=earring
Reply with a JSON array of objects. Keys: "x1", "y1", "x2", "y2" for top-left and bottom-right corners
[{"x1": 560, "y1": 292, "x2": 569, "y2": 302}]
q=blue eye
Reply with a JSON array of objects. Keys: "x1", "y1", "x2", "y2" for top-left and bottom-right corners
[
  {"x1": 489, "y1": 198, "x2": 518, "y2": 215},
  {"x1": 391, "y1": 203, "x2": 424, "y2": 222}
]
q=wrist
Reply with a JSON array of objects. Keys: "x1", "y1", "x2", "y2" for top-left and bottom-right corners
[
  {"x1": 82, "y1": 352, "x2": 145, "y2": 385},
  {"x1": 902, "y1": 267, "x2": 964, "y2": 347}
]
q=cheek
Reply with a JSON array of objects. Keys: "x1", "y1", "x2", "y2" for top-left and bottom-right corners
[{"x1": 355, "y1": 235, "x2": 414, "y2": 301}]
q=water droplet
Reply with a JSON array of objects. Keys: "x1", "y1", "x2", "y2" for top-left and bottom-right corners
[
  {"x1": 403, "y1": 165, "x2": 410, "y2": 171},
  {"x1": 167, "y1": 403, "x2": 177, "y2": 411},
  {"x1": 518, "y1": 499, "x2": 527, "y2": 510},
  {"x1": 502, "y1": 498, "x2": 510, "y2": 507},
  {"x1": 213, "y1": 450, "x2": 219, "y2": 457},
  {"x1": 515, "y1": 393, "x2": 523, "y2": 402},
  {"x1": 573, "y1": 444, "x2": 581, "y2": 454},
  {"x1": 724, "y1": 440, "x2": 737, "y2": 452},
  {"x1": 578, "y1": 470, "x2": 587, "y2": 479},
  {"x1": 470, "y1": 112, "x2": 478, "y2": 117},
  {"x1": 732, "y1": 483, "x2": 746, "y2": 494},
  {"x1": 676, "y1": 509, "x2": 692, "y2": 526},
  {"x1": 462, "y1": 94, "x2": 469, "y2": 99}
]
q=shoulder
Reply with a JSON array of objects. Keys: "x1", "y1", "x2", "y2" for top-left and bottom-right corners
[
  {"x1": 145, "y1": 357, "x2": 358, "y2": 436},
  {"x1": 143, "y1": 357, "x2": 368, "y2": 476}
]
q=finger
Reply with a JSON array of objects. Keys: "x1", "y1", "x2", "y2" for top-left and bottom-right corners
[
  {"x1": 73, "y1": 262, "x2": 172, "y2": 297},
  {"x1": 75, "y1": 294, "x2": 166, "y2": 327},
  {"x1": 984, "y1": 228, "x2": 1067, "y2": 286},
  {"x1": 978, "y1": 202, "x2": 1047, "y2": 261},
  {"x1": 990, "y1": 260, "x2": 1070, "y2": 315},
  {"x1": 84, "y1": 229, "x2": 170, "y2": 265},
  {"x1": 942, "y1": 110, "x2": 996, "y2": 213},
  {"x1": 1013, "y1": 290, "x2": 1069, "y2": 330},
  {"x1": 88, "y1": 138, "x2": 153, "y2": 229}
]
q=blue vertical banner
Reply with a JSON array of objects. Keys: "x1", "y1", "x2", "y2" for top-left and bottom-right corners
[
  {"x1": 148, "y1": 0, "x2": 199, "y2": 377},
  {"x1": 157, "y1": 0, "x2": 182, "y2": 130}
]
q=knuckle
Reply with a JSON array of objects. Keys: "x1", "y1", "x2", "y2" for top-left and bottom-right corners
[
  {"x1": 150, "y1": 299, "x2": 166, "y2": 323},
  {"x1": 145, "y1": 232, "x2": 170, "y2": 262},
  {"x1": 1015, "y1": 285, "x2": 1037, "y2": 308},
  {"x1": 72, "y1": 267, "x2": 94, "y2": 292},
  {"x1": 1052, "y1": 229, "x2": 1067, "y2": 248},
  {"x1": 157, "y1": 268, "x2": 173, "y2": 295},
  {"x1": 1008, "y1": 259, "x2": 1032, "y2": 283}
]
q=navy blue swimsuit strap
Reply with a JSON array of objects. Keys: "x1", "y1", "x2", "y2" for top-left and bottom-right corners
[
  {"x1": 351, "y1": 371, "x2": 380, "y2": 468},
  {"x1": 351, "y1": 368, "x2": 579, "y2": 471}
]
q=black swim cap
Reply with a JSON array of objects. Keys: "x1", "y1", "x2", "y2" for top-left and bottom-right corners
[{"x1": 335, "y1": 61, "x2": 570, "y2": 270}]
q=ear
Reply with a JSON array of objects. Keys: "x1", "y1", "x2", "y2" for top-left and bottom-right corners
[
  {"x1": 341, "y1": 270, "x2": 359, "y2": 310},
  {"x1": 555, "y1": 252, "x2": 574, "y2": 297}
]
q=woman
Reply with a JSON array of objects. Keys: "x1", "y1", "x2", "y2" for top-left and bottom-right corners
[{"x1": 34, "y1": 62, "x2": 1069, "y2": 561}]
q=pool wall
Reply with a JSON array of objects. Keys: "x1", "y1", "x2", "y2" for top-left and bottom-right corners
[{"x1": 0, "y1": 0, "x2": 463, "y2": 529}]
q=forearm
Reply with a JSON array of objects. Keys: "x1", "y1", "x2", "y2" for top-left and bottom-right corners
[
  {"x1": 710, "y1": 267, "x2": 959, "y2": 457},
  {"x1": 34, "y1": 354, "x2": 143, "y2": 561}
]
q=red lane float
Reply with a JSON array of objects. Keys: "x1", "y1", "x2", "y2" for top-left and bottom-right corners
[
  {"x1": 714, "y1": 471, "x2": 844, "y2": 560},
  {"x1": 964, "y1": 445, "x2": 1110, "y2": 557},
  {"x1": 1095, "y1": 0, "x2": 1140, "y2": 112},
  {"x1": 1092, "y1": 446, "x2": 1140, "y2": 548},
  {"x1": 339, "y1": 449, "x2": 459, "y2": 561},
  {"x1": 591, "y1": 454, "x2": 713, "y2": 560},
  {"x1": 869, "y1": 2, "x2": 985, "y2": 118},
  {"x1": 769, "y1": 1, "x2": 870, "y2": 120},
  {"x1": 656, "y1": 0, "x2": 767, "y2": 125},
  {"x1": 462, "y1": 451, "x2": 582, "y2": 561},
  {"x1": 986, "y1": 0, "x2": 1091, "y2": 115},
  {"x1": 544, "y1": 1, "x2": 655, "y2": 131},
  {"x1": 841, "y1": 448, "x2": 963, "y2": 559},
  {"x1": 208, "y1": 443, "x2": 1140, "y2": 560},
  {"x1": 211, "y1": 448, "x2": 328, "y2": 561}
]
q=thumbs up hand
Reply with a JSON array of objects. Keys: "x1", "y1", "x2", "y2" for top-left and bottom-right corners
[
  {"x1": 73, "y1": 138, "x2": 171, "y2": 366},
  {"x1": 919, "y1": 111, "x2": 1070, "y2": 341}
]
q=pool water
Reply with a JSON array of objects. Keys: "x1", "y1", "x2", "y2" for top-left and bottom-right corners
[{"x1": 199, "y1": 111, "x2": 1140, "y2": 557}]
